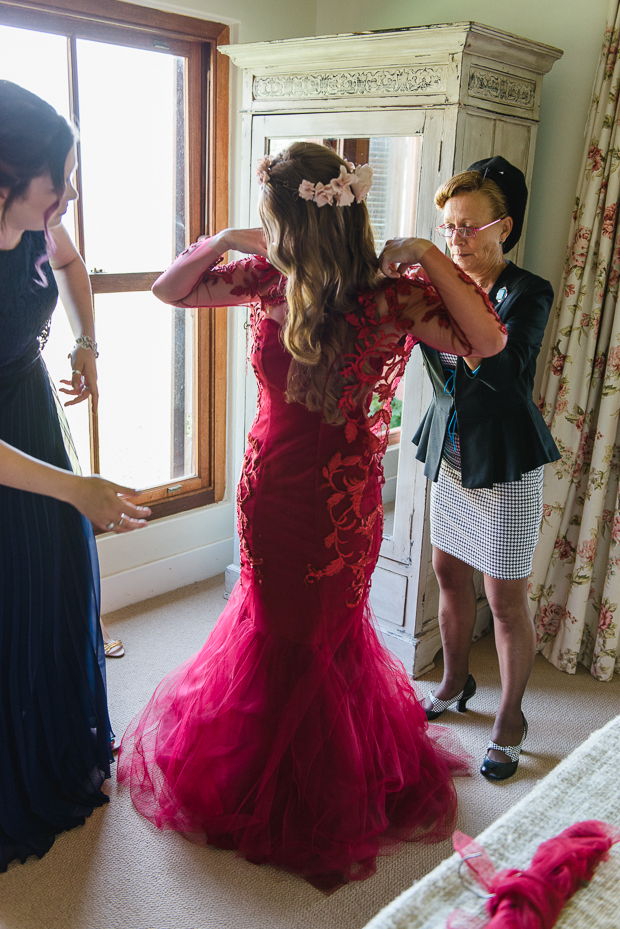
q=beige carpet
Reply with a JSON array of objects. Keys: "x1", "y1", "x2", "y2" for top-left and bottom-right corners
[{"x1": 1, "y1": 575, "x2": 619, "y2": 929}]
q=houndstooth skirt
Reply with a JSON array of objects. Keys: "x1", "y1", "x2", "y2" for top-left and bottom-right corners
[{"x1": 431, "y1": 435, "x2": 544, "y2": 580}]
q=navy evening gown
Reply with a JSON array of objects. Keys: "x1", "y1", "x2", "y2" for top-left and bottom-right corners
[{"x1": 0, "y1": 230, "x2": 112, "y2": 870}]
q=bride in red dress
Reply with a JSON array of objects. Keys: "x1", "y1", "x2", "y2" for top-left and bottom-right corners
[{"x1": 118, "y1": 142, "x2": 506, "y2": 890}]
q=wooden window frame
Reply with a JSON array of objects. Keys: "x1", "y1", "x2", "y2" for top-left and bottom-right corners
[{"x1": 0, "y1": 0, "x2": 229, "y2": 520}]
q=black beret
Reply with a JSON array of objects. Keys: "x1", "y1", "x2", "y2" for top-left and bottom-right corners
[{"x1": 466, "y1": 155, "x2": 528, "y2": 254}]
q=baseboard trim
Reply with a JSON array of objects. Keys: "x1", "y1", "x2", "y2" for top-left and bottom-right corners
[{"x1": 101, "y1": 538, "x2": 234, "y2": 615}]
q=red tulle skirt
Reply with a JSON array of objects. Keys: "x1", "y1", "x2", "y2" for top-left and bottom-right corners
[{"x1": 118, "y1": 580, "x2": 469, "y2": 891}]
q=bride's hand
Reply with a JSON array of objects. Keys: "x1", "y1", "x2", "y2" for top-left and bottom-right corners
[
  {"x1": 213, "y1": 228, "x2": 268, "y2": 258},
  {"x1": 379, "y1": 237, "x2": 434, "y2": 278}
]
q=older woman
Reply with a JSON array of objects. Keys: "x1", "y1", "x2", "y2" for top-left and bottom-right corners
[{"x1": 381, "y1": 156, "x2": 560, "y2": 781}]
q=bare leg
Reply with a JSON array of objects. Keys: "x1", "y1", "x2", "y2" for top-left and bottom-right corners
[
  {"x1": 423, "y1": 547, "x2": 477, "y2": 711},
  {"x1": 483, "y1": 575, "x2": 533, "y2": 762}
]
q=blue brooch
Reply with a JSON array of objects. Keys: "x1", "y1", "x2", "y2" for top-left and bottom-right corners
[{"x1": 495, "y1": 287, "x2": 508, "y2": 304}]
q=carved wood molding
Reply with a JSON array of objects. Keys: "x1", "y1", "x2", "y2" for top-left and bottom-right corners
[
  {"x1": 253, "y1": 67, "x2": 445, "y2": 100},
  {"x1": 468, "y1": 66, "x2": 536, "y2": 109}
]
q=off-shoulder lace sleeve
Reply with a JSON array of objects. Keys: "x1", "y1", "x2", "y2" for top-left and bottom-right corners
[
  {"x1": 175, "y1": 254, "x2": 286, "y2": 309},
  {"x1": 334, "y1": 258, "x2": 505, "y2": 456},
  {"x1": 394, "y1": 246, "x2": 506, "y2": 358},
  {"x1": 304, "y1": 294, "x2": 416, "y2": 604},
  {"x1": 337, "y1": 290, "x2": 417, "y2": 456}
]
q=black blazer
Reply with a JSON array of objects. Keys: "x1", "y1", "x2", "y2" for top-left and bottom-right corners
[{"x1": 413, "y1": 261, "x2": 561, "y2": 489}]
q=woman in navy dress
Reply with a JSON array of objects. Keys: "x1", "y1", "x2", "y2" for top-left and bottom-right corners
[{"x1": 0, "y1": 80, "x2": 149, "y2": 870}]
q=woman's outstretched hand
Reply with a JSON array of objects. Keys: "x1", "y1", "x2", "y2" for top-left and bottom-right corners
[
  {"x1": 59, "y1": 345, "x2": 99, "y2": 412},
  {"x1": 68, "y1": 475, "x2": 151, "y2": 533},
  {"x1": 379, "y1": 237, "x2": 435, "y2": 278}
]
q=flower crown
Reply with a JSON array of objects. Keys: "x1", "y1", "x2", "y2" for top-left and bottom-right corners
[{"x1": 256, "y1": 156, "x2": 373, "y2": 207}]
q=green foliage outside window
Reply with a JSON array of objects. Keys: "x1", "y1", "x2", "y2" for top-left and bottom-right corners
[{"x1": 369, "y1": 395, "x2": 402, "y2": 429}]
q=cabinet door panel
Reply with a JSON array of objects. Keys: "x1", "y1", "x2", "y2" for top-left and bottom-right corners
[
  {"x1": 455, "y1": 110, "x2": 497, "y2": 173},
  {"x1": 370, "y1": 569, "x2": 407, "y2": 627}
]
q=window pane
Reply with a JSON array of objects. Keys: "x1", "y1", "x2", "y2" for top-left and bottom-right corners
[
  {"x1": 366, "y1": 137, "x2": 421, "y2": 250},
  {"x1": 95, "y1": 291, "x2": 196, "y2": 489},
  {"x1": 0, "y1": 25, "x2": 71, "y2": 121},
  {"x1": 76, "y1": 40, "x2": 187, "y2": 273}
]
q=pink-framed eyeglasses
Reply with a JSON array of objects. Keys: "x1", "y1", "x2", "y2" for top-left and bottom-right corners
[{"x1": 436, "y1": 217, "x2": 504, "y2": 239}]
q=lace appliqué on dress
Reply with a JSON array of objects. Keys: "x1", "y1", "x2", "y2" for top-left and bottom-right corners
[
  {"x1": 201, "y1": 254, "x2": 286, "y2": 318},
  {"x1": 306, "y1": 282, "x2": 419, "y2": 606},
  {"x1": 218, "y1": 256, "x2": 286, "y2": 583},
  {"x1": 237, "y1": 434, "x2": 264, "y2": 581},
  {"x1": 407, "y1": 264, "x2": 507, "y2": 347},
  {"x1": 306, "y1": 267, "x2": 502, "y2": 606}
]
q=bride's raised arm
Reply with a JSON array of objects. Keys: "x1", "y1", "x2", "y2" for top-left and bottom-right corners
[
  {"x1": 152, "y1": 228, "x2": 278, "y2": 308},
  {"x1": 380, "y1": 237, "x2": 507, "y2": 358}
]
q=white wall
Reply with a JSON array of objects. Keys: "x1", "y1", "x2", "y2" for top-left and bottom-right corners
[{"x1": 101, "y1": 0, "x2": 609, "y2": 613}]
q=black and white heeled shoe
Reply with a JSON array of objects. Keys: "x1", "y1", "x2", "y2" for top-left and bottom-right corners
[
  {"x1": 480, "y1": 714, "x2": 528, "y2": 781},
  {"x1": 423, "y1": 674, "x2": 477, "y2": 721}
]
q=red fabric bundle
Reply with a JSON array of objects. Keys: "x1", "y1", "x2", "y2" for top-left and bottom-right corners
[{"x1": 447, "y1": 820, "x2": 620, "y2": 929}]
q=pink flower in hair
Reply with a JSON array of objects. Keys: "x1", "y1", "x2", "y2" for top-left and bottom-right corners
[
  {"x1": 256, "y1": 155, "x2": 271, "y2": 186},
  {"x1": 314, "y1": 182, "x2": 335, "y2": 207},
  {"x1": 330, "y1": 165, "x2": 356, "y2": 206},
  {"x1": 351, "y1": 163, "x2": 373, "y2": 203},
  {"x1": 333, "y1": 184, "x2": 355, "y2": 206},
  {"x1": 297, "y1": 162, "x2": 374, "y2": 207},
  {"x1": 298, "y1": 179, "x2": 315, "y2": 201}
]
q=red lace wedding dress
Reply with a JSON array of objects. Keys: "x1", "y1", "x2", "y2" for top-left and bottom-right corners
[{"x1": 118, "y1": 251, "x2": 497, "y2": 890}]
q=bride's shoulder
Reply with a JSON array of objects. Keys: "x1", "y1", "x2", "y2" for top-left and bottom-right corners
[
  {"x1": 237, "y1": 253, "x2": 278, "y2": 277},
  {"x1": 354, "y1": 270, "x2": 429, "y2": 323},
  {"x1": 251, "y1": 254, "x2": 286, "y2": 285}
]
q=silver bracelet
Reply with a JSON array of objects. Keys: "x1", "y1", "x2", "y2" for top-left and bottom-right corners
[{"x1": 74, "y1": 335, "x2": 99, "y2": 358}]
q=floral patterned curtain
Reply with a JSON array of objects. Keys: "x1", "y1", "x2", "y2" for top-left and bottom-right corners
[{"x1": 530, "y1": 8, "x2": 620, "y2": 681}]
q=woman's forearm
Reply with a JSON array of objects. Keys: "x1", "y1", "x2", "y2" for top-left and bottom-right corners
[
  {"x1": 0, "y1": 441, "x2": 151, "y2": 531},
  {"x1": 53, "y1": 252, "x2": 100, "y2": 410},
  {"x1": 54, "y1": 254, "x2": 95, "y2": 340},
  {"x1": 50, "y1": 223, "x2": 95, "y2": 340},
  {"x1": 152, "y1": 231, "x2": 229, "y2": 305},
  {"x1": 0, "y1": 440, "x2": 79, "y2": 502},
  {"x1": 419, "y1": 246, "x2": 506, "y2": 357}
]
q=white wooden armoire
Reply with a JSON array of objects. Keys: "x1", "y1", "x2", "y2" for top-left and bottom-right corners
[{"x1": 221, "y1": 24, "x2": 562, "y2": 676}]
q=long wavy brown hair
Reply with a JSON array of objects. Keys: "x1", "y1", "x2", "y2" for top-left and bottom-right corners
[{"x1": 258, "y1": 142, "x2": 379, "y2": 424}]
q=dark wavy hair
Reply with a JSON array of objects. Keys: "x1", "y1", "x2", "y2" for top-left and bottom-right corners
[{"x1": 0, "y1": 80, "x2": 76, "y2": 226}]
